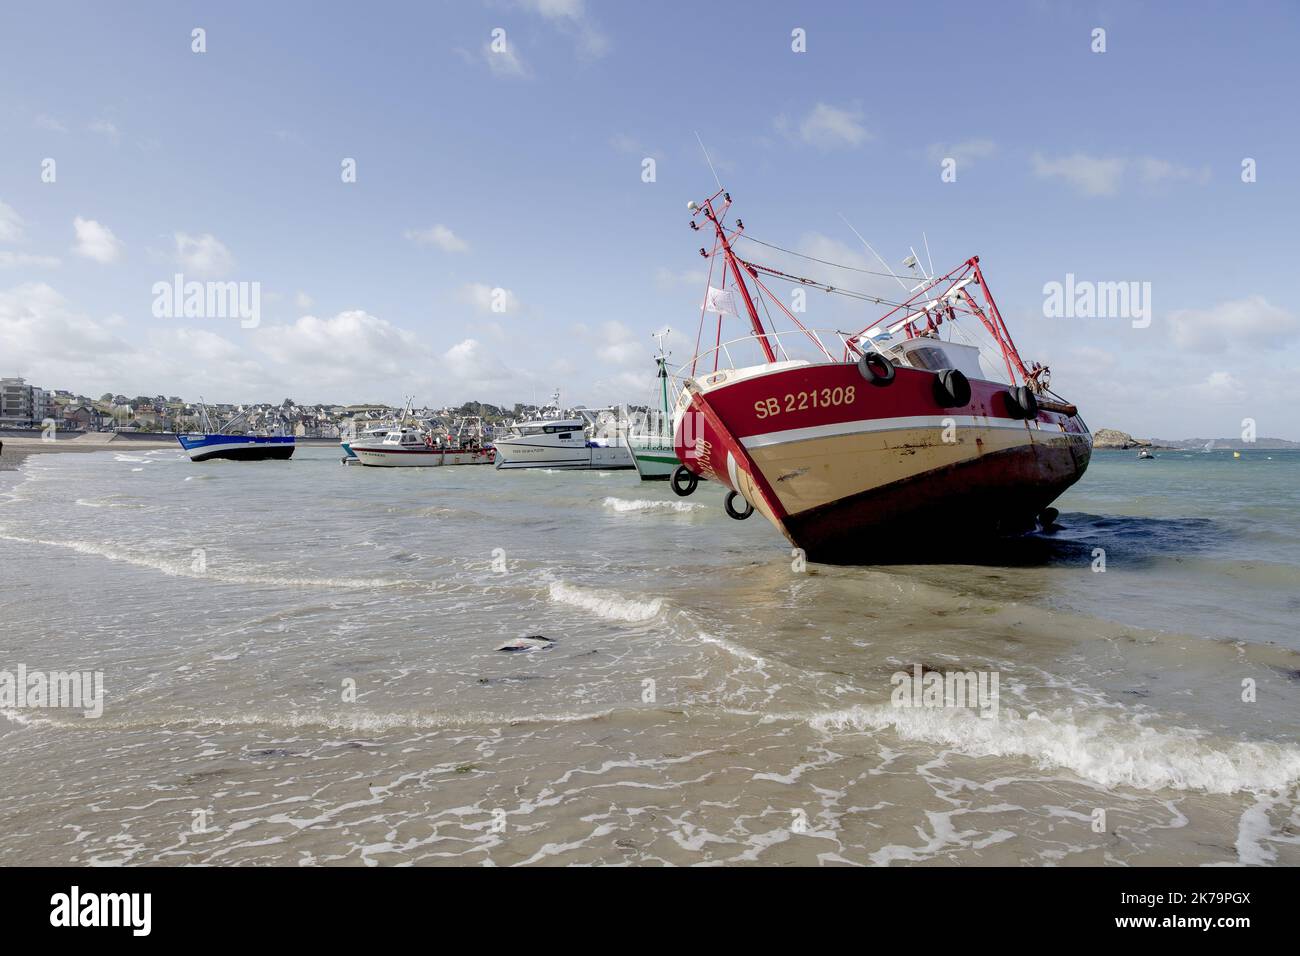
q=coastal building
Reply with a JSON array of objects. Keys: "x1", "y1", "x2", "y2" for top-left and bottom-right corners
[
  {"x1": 1, "y1": 377, "x2": 35, "y2": 426},
  {"x1": 61, "y1": 405, "x2": 104, "y2": 431},
  {"x1": 32, "y1": 387, "x2": 54, "y2": 425}
]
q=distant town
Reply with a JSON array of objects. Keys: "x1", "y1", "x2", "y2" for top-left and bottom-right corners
[{"x1": 0, "y1": 376, "x2": 528, "y2": 436}]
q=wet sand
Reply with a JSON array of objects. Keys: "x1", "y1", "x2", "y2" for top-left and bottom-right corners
[{"x1": 0, "y1": 436, "x2": 175, "y2": 471}]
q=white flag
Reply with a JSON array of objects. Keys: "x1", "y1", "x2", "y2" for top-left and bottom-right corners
[{"x1": 703, "y1": 286, "x2": 738, "y2": 316}]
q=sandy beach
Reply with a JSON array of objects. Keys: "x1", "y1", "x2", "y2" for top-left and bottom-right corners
[{"x1": 0, "y1": 435, "x2": 176, "y2": 471}]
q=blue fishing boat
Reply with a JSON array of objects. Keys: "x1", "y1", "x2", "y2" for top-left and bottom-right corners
[{"x1": 177, "y1": 403, "x2": 295, "y2": 462}]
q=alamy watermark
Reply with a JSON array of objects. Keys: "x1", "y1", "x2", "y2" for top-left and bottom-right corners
[
  {"x1": 1043, "y1": 273, "x2": 1150, "y2": 328},
  {"x1": 0, "y1": 664, "x2": 104, "y2": 718},
  {"x1": 152, "y1": 273, "x2": 260, "y2": 328},
  {"x1": 891, "y1": 664, "x2": 999, "y2": 718}
]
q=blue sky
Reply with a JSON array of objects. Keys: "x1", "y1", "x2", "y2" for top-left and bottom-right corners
[{"x1": 1, "y1": 0, "x2": 1297, "y2": 438}]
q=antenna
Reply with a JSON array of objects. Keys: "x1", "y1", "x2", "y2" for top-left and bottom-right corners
[
  {"x1": 922, "y1": 232, "x2": 935, "y2": 277},
  {"x1": 651, "y1": 327, "x2": 672, "y2": 356},
  {"x1": 839, "y1": 214, "x2": 911, "y2": 293},
  {"x1": 694, "y1": 131, "x2": 723, "y2": 191}
]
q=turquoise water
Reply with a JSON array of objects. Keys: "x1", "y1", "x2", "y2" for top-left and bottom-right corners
[{"x1": 1048, "y1": 449, "x2": 1300, "y2": 648}]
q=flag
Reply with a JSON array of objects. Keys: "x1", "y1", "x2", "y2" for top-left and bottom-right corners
[{"x1": 703, "y1": 286, "x2": 738, "y2": 316}]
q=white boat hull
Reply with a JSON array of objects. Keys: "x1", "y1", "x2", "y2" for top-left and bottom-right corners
[
  {"x1": 493, "y1": 440, "x2": 634, "y2": 470},
  {"x1": 354, "y1": 446, "x2": 495, "y2": 467},
  {"x1": 629, "y1": 439, "x2": 678, "y2": 480}
]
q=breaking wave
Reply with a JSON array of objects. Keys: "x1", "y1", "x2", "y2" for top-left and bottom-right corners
[
  {"x1": 547, "y1": 580, "x2": 664, "y2": 623},
  {"x1": 803, "y1": 704, "x2": 1300, "y2": 795},
  {"x1": 602, "y1": 496, "x2": 705, "y2": 514}
]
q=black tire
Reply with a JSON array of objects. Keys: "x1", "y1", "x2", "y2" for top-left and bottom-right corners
[
  {"x1": 856, "y1": 351, "x2": 895, "y2": 386},
  {"x1": 1006, "y1": 385, "x2": 1039, "y2": 420},
  {"x1": 724, "y1": 490, "x2": 754, "y2": 520},
  {"x1": 932, "y1": 368, "x2": 971, "y2": 408},
  {"x1": 670, "y1": 465, "x2": 699, "y2": 497},
  {"x1": 1038, "y1": 507, "x2": 1060, "y2": 528}
]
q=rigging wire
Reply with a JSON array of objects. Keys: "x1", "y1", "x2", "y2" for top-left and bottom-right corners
[
  {"x1": 738, "y1": 258, "x2": 930, "y2": 312},
  {"x1": 735, "y1": 233, "x2": 940, "y2": 284}
]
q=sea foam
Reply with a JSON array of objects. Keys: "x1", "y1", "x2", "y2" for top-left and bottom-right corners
[
  {"x1": 804, "y1": 704, "x2": 1300, "y2": 795},
  {"x1": 547, "y1": 580, "x2": 664, "y2": 623},
  {"x1": 602, "y1": 496, "x2": 704, "y2": 514}
]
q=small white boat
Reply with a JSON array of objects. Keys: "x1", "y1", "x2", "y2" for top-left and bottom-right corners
[
  {"x1": 354, "y1": 424, "x2": 494, "y2": 468},
  {"x1": 341, "y1": 422, "x2": 392, "y2": 460},
  {"x1": 492, "y1": 391, "x2": 633, "y2": 471}
]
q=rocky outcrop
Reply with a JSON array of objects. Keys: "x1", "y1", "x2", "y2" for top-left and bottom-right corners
[{"x1": 1092, "y1": 428, "x2": 1152, "y2": 449}]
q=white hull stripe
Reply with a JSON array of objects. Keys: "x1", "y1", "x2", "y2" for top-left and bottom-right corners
[{"x1": 740, "y1": 415, "x2": 1081, "y2": 450}]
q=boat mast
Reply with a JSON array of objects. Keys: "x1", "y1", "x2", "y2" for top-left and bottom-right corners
[
  {"x1": 651, "y1": 328, "x2": 671, "y2": 423},
  {"x1": 693, "y1": 192, "x2": 777, "y2": 364}
]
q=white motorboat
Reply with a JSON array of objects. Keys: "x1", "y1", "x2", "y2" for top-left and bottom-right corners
[
  {"x1": 493, "y1": 390, "x2": 633, "y2": 471},
  {"x1": 353, "y1": 424, "x2": 495, "y2": 467},
  {"x1": 341, "y1": 422, "x2": 392, "y2": 460}
]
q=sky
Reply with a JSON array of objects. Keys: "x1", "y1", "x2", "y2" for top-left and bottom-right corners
[{"x1": 1, "y1": 0, "x2": 1297, "y2": 438}]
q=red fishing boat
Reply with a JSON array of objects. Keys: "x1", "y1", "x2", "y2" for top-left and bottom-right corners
[{"x1": 669, "y1": 190, "x2": 1092, "y2": 562}]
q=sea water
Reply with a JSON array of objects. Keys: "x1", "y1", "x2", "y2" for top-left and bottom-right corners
[{"x1": 1, "y1": 446, "x2": 1297, "y2": 865}]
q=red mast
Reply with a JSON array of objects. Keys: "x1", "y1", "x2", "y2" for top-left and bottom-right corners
[{"x1": 694, "y1": 193, "x2": 777, "y2": 365}]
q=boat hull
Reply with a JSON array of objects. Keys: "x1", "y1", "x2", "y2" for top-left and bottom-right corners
[
  {"x1": 177, "y1": 434, "x2": 295, "y2": 462},
  {"x1": 672, "y1": 361, "x2": 1091, "y2": 561},
  {"x1": 629, "y1": 439, "x2": 677, "y2": 480},
  {"x1": 493, "y1": 440, "x2": 634, "y2": 471},
  {"x1": 354, "y1": 446, "x2": 495, "y2": 467}
]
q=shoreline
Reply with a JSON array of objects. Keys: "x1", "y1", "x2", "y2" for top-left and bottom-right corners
[{"x1": 0, "y1": 436, "x2": 177, "y2": 471}]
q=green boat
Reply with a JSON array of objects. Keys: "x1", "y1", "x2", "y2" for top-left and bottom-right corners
[{"x1": 629, "y1": 338, "x2": 679, "y2": 481}]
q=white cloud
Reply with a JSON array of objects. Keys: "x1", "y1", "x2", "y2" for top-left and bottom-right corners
[
  {"x1": 926, "y1": 139, "x2": 996, "y2": 169},
  {"x1": 0, "y1": 280, "x2": 523, "y2": 403},
  {"x1": 174, "y1": 232, "x2": 235, "y2": 278},
  {"x1": 1137, "y1": 156, "x2": 1210, "y2": 186},
  {"x1": 254, "y1": 311, "x2": 424, "y2": 376},
  {"x1": 0, "y1": 283, "x2": 134, "y2": 383},
  {"x1": 1030, "y1": 152, "x2": 1126, "y2": 197},
  {"x1": 88, "y1": 119, "x2": 120, "y2": 143},
  {"x1": 519, "y1": 0, "x2": 610, "y2": 58},
  {"x1": 1168, "y1": 295, "x2": 1298, "y2": 351},
  {"x1": 71, "y1": 217, "x2": 123, "y2": 263},
  {"x1": 294, "y1": 291, "x2": 313, "y2": 310},
  {"x1": 654, "y1": 267, "x2": 707, "y2": 290},
  {"x1": 404, "y1": 224, "x2": 469, "y2": 253},
  {"x1": 0, "y1": 251, "x2": 61, "y2": 269},
  {"x1": 0, "y1": 200, "x2": 26, "y2": 243},
  {"x1": 458, "y1": 282, "x2": 520, "y2": 314},
  {"x1": 1191, "y1": 370, "x2": 1246, "y2": 404},
  {"x1": 484, "y1": 38, "x2": 529, "y2": 78},
  {"x1": 443, "y1": 338, "x2": 516, "y2": 389},
  {"x1": 1031, "y1": 153, "x2": 1210, "y2": 197},
  {"x1": 35, "y1": 114, "x2": 67, "y2": 133},
  {"x1": 592, "y1": 320, "x2": 641, "y2": 366},
  {"x1": 783, "y1": 103, "x2": 870, "y2": 150}
]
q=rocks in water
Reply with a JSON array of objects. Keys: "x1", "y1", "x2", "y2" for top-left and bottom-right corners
[
  {"x1": 496, "y1": 635, "x2": 555, "y2": 652},
  {"x1": 1093, "y1": 428, "x2": 1172, "y2": 450}
]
